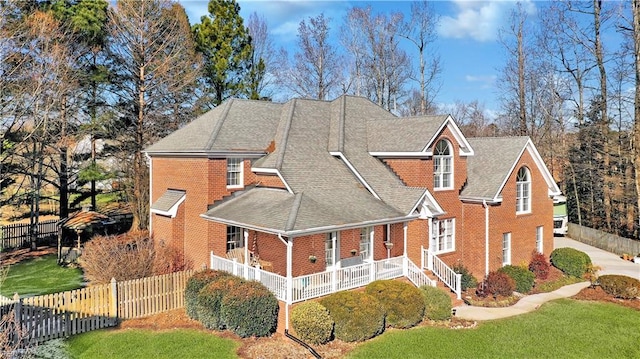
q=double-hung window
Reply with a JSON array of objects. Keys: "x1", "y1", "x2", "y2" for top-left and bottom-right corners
[
  {"x1": 226, "y1": 158, "x2": 243, "y2": 188},
  {"x1": 360, "y1": 227, "x2": 372, "y2": 260},
  {"x1": 433, "y1": 140, "x2": 453, "y2": 190},
  {"x1": 536, "y1": 226, "x2": 543, "y2": 253},
  {"x1": 226, "y1": 226, "x2": 243, "y2": 252},
  {"x1": 502, "y1": 232, "x2": 511, "y2": 266},
  {"x1": 516, "y1": 167, "x2": 531, "y2": 214},
  {"x1": 432, "y1": 218, "x2": 455, "y2": 253},
  {"x1": 325, "y1": 232, "x2": 339, "y2": 269}
]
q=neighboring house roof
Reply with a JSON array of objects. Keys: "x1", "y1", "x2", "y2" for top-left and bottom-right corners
[{"x1": 461, "y1": 137, "x2": 561, "y2": 202}]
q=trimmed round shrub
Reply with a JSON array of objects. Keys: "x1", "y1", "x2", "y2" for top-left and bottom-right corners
[
  {"x1": 196, "y1": 275, "x2": 244, "y2": 330},
  {"x1": 550, "y1": 248, "x2": 592, "y2": 278},
  {"x1": 484, "y1": 271, "x2": 515, "y2": 297},
  {"x1": 498, "y1": 265, "x2": 535, "y2": 293},
  {"x1": 365, "y1": 280, "x2": 425, "y2": 329},
  {"x1": 528, "y1": 252, "x2": 550, "y2": 280},
  {"x1": 291, "y1": 301, "x2": 334, "y2": 345},
  {"x1": 185, "y1": 270, "x2": 232, "y2": 320},
  {"x1": 420, "y1": 285, "x2": 452, "y2": 321},
  {"x1": 598, "y1": 275, "x2": 640, "y2": 299},
  {"x1": 453, "y1": 263, "x2": 478, "y2": 291},
  {"x1": 220, "y1": 280, "x2": 279, "y2": 338},
  {"x1": 320, "y1": 291, "x2": 385, "y2": 342}
]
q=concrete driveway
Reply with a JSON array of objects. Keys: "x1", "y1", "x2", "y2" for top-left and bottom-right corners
[{"x1": 555, "y1": 236, "x2": 640, "y2": 279}]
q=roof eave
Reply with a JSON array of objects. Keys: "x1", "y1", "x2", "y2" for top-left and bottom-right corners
[{"x1": 200, "y1": 213, "x2": 420, "y2": 238}]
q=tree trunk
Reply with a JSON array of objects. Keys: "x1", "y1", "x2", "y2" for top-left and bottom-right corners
[{"x1": 632, "y1": 0, "x2": 640, "y2": 230}]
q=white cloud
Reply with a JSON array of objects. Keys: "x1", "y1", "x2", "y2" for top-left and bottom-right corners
[
  {"x1": 465, "y1": 74, "x2": 496, "y2": 88},
  {"x1": 439, "y1": 0, "x2": 535, "y2": 42}
]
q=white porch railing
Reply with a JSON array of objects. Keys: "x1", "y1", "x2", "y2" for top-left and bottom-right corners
[
  {"x1": 422, "y1": 248, "x2": 462, "y2": 299},
  {"x1": 210, "y1": 253, "x2": 425, "y2": 303}
]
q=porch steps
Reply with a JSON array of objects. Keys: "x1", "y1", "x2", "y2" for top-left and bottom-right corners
[{"x1": 424, "y1": 270, "x2": 466, "y2": 307}]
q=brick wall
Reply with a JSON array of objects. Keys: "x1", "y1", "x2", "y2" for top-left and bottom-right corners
[
  {"x1": 383, "y1": 131, "x2": 554, "y2": 279},
  {"x1": 151, "y1": 157, "x2": 255, "y2": 269}
]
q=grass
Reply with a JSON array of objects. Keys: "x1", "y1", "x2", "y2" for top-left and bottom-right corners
[
  {"x1": 348, "y1": 299, "x2": 640, "y2": 359},
  {"x1": 1, "y1": 254, "x2": 84, "y2": 297},
  {"x1": 66, "y1": 329, "x2": 239, "y2": 359}
]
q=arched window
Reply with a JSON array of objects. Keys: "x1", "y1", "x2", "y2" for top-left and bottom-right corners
[
  {"x1": 516, "y1": 167, "x2": 531, "y2": 213},
  {"x1": 433, "y1": 140, "x2": 453, "y2": 189}
]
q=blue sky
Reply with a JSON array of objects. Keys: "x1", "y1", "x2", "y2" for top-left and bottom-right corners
[{"x1": 180, "y1": 0, "x2": 537, "y2": 116}]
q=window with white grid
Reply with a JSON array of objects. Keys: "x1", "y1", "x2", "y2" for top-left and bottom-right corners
[{"x1": 226, "y1": 158, "x2": 243, "y2": 188}]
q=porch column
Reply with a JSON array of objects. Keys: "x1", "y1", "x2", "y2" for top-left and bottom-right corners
[
  {"x1": 286, "y1": 237, "x2": 293, "y2": 304},
  {"x1": 243, "y1": 229, "x2": 250, "y2": 278},
  {"x1": 369, "y1": 227, "x2": 375, "y2": 282},
  {"x1": 386, "y1": 224, "x2": 391, "y2": 259},
  {"x1": 427, "y1": 218, "x2": 434, "y2": 271},
  {"x1": 331, "y1": 233, "x2": 337, "y2": 292},
  {"x1": 402, "y1": 222, "x2": 408, "y2": 276}
]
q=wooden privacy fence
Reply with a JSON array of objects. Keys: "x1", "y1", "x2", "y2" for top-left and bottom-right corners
[
  {"x1": 1, "y1": 219, "x2": 59, "y2": 250},
  {"x1": 0, "y1": 269, "x2": 196, "y2": 345}
]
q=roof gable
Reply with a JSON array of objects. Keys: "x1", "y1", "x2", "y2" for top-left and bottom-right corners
[{"x1": 461, "y1": 137, "x2": 560, "y2": 202}]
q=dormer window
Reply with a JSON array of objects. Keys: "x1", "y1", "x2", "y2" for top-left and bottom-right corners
[
  {"x1": 433, "y1": 139, "x2": 453, "y2": 190},
  {"x1": 516, "y1": 167, "x2": 531, "y2": 214},
  {"x1": 227, "y1": 158, "x2": 243, "y2": 188}
]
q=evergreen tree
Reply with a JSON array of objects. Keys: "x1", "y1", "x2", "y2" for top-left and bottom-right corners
[{"x1": 192, "y1": 0, "x2": 252, "y2": 108}]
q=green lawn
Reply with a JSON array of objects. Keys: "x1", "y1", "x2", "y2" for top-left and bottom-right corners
[
  {"x1": 1, "y1": 254, "x2": 84, "y2": 297},
  {"x1": 349, "y1": 299, "x2": 640, "y2": 359},
  {"x1": 66, "y1": 329, "x2": 239, "y2": 359}
]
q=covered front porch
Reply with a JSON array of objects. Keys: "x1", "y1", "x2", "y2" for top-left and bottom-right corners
[{"x1": 210, "y1": 252, "x2": 434, "y2": 304}]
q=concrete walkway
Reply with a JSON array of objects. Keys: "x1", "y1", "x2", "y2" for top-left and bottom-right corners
[{"x1": 453, "y1": 236, "x2": 639, "y2": 321}]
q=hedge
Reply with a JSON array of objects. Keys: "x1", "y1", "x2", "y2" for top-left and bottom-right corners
[
  {"x1": 291, "y1": 301, "x2": 334, "y2": 345},
  {"x1": 196, "y1": 275, "x2": 244, "y2": 330},
  {"x1": 498, "y1": 265, "x2": 535, "y2": 293},
  {"x1": 320, "y1": 291, "x2": 385, "y2": 342},
  {"x1": 220, "y1": 280, "x2": 279, "y2": 338},
  {"x1": 598, "y1": 275, "x2": 640, "y2": 300},
  {"x1": 365, "y1": 280, "x2": 425, "y2": 329},
  {"x1": 420, "y1": 285, "x2": 452, "y2": 321},
  {"x1": 185, "y1": 270, "x2": 232, "y2": 320},
  {"x1": 550, "y1": 248, "x2": 592, "y2": 278}
]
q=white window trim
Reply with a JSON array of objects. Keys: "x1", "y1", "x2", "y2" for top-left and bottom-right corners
[
  {"x1": 431, "y1": 218, "x2": 455, "y2": 254},
  {"x1": 516, "y1": 167, "x2": 531, "y2": 214},
  {"x1": 536, "y1": 226, "x2": 543, "y2": 253},
  {"x1": 226, "y1": 225, "x2": 243, "y2": 252},
  {"x1": 226, "y1": 158, "x2": 244, "y2": 189},
  {"x1": 434, "y1": 140, "x2": 454, "y2": 191},
  {"x1": 502, "y1": 232, "x2": 511, "y2": 266},
  {"x1": 360, "y1": 227, "x2": 373, "y2": 261},
  {"x1": 325, "y1": 231, "x2": 340, "y2": 270}
]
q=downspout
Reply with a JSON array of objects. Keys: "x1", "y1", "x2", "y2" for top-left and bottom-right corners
[
  {"x1": 146, "y1": 153, "x2": 153, "y2": 236},
  {"x1": 483, "y1": 200, "x2": 489, "y2": 276}
]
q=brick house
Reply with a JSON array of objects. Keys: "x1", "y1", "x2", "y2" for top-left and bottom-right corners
[{"x1": 145, "y1": 96, "x2": 560, "y2": 326}]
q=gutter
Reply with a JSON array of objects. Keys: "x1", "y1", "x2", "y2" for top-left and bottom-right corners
[{"x1": 199, "y1": 213, "x2": 421, "y2": 238}]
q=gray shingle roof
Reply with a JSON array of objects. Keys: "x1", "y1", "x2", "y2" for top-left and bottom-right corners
[
  {"x1": 151, "y1": 189, "x2": 186, "y2": 212},
  {"x1": 367, "y1": 116, "x2": 449, "y2": 152},
  {"x1": 155, "y1": 96, "x2": 449, "y2": 234},
  {"x1": 145, "y1": 99, "x2": 282, "y2": 154},
  {"x1": 461, "y1": 137, "x2": 530, "y2": 201}
]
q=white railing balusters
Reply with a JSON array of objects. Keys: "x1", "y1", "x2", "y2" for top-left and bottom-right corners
[{"x1": 422, "y1": 248, "x2": 462, "y2": 299}]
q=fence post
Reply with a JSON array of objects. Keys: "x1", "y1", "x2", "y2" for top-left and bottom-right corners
[
  {"x1": 110, "y1": 278, "x2": 118, "y2": 322},
  {"x1": 12, "y1": 293, "x2": 21, "y2": 347}
]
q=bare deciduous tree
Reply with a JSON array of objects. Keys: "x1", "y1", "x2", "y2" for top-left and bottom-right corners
[
  {"x1": 278, "y1": 13, "x2": 343, "y2": 100},
  {"x1": 108, "y1": 0, "x2": 202, "y2": 230}
]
